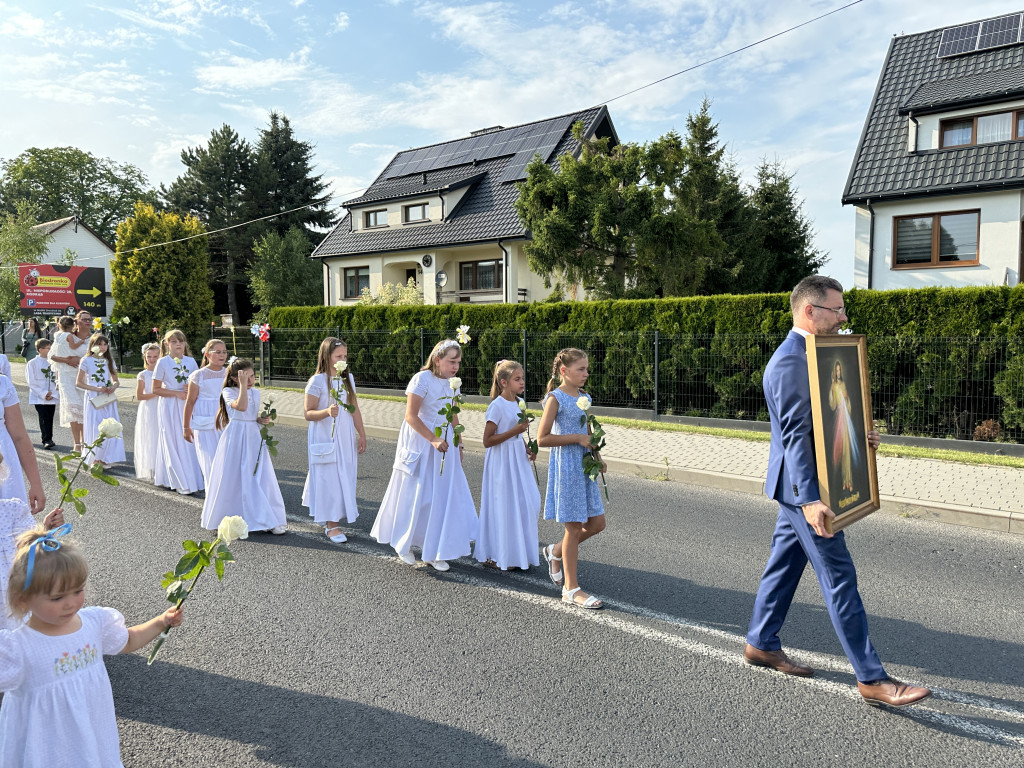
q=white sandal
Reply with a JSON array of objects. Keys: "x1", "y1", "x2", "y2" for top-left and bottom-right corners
[
  {"x1": 324, "y1": 526, "x2": 347, "y2": 544},
  {"x1": 542, "y1": 544, "x2": 563, "y2": 586},
  {"x1": 562, "y1": 587, "x2": 603, "y2": 610}
]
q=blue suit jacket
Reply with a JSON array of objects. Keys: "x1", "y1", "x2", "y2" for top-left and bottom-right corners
[{"x1": 763, "y1": 330, "x2": 820, "y2": 507}]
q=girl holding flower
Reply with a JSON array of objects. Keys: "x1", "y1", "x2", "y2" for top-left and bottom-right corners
[
  {"x1": 134, "y1": 343, "x2": 161, "y2": 482},
  {"x1": 474, "y1": 359, "x2": 540, "y2": 571},
  {"x1": 152, "y1": 330, "x2": 203, "y2": 495},
  {"x1": 537, "y1": 348, "x2": 606, "y2": 610},
  {"x1": 371, "y1": 339, "x2": 478, "y2": 571},
  {"x1": 0, "y1": 524, "x2": 184, "y2": 767},
  {"x1": 302, "y1": 338, "x2": 366, "y2": 544},
  {"x1": 201, "y1": 358, "x2": 287, "y2": 535},
  {"x1": 74, "y1": 333, "x2": 125, "y2": 468},
  {"x1": 182, "y1": 339, "x2": 228, "y2": 488}
]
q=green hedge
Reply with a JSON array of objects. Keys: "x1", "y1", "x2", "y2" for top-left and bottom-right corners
[{"x1": 269, "y1": 285, "x2": 1024, "y2": 441}]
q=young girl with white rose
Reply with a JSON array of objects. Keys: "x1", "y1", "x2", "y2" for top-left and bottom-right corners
[
  {"x1": 475, "y1": 359, "x2": 540, "y2": 571},
  {"x1": 371, "y1": 339, "x2": 478, "y2": 571},
  {"x1": 75, "y1": 333, "x2": 125, "y2": 468},
  {"x1": 537, "y1": 347, "x2": 606, "y2": 610},
  {"x1": 201, "y1": 357, "x2": 287, "y2": 535},
  {"x1": 302, "y1": 337, "x2": 367, "y2": 544},
  {"x1": 134, "y1": 343, "x2": 161, "y2": 481},
  {"x1": 183, "y1": 339, "x2": 228, "y2": 488},
  {"x1": 152, "y1": 330, "x2": 203, "y2": 494}
]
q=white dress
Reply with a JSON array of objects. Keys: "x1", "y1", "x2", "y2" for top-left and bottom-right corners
[
  {"x1": 77, "y1": 357, "x2": 125, "y2": 465},
  {"x1": 52, "y1": 332, "x2": 84, "y2": 428},
  {"x1": 201, "y1": 387, "x2": 286, "y2": 533},
  {"x1": 474, "y1": 397, "x2": 541, "y2": 570},
  {"x1": 302, "y1": 372, "x2": 359, "y2": 524},
  {"x1": 133, "y1": 369, "x2": 159, "y2": 481},
  {"x1": 371, "y1": 370, "x2": 478, "y2": 561},
  {"x1": 187, "y1": 367, "x2": 226, "y2": 488},
  {"x1": 153, "y1": 355, "x2": 203, "y2": 494},
  {"x1": 0, "y1": 377, "x2": 27, "y2": 504},
  {"x1": 0, "y1": 483, "x2": 34, "y2": 631},
  {"x1": 0, "y1": 606, "x2": 129, "y2": 768}
]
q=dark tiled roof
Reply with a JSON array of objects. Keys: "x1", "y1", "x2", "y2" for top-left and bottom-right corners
[
  {"x1": 314, "y1": 105, "x2": 615, "y2": 258},
  {"x1": 843, "y1": 18, "x2": 1024, "y2": 205},
  {"x1": 900, "y1": 64, "x2": 1024, "y2": 114}
]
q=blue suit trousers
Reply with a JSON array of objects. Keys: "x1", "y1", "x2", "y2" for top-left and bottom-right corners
[{"x1": 746, "y1": 501, "x2": 886, "y2": 683}]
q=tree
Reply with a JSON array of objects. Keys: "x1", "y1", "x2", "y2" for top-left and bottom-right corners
[
  {"x1": 162, "y1": 125, "x2": 259, "y2": 325},
  {"x1": 111, "y1": 202, "x2": 214, "y2": 356},
  {"x1": 0, "y1": 147, "x2": 157, "y2": 243},
  {"x1": 515, "y1": 122, "x2": 657, "y2": 298},
  {"x1": 246, "y1": 226, "x2": 323, "y2": 322},
  {"x1": 251, "y1": 112, "x2": 335, "y2": 243},
  {"x1": 0, "y1": 201, "x2": 50, "y2": 317},
  {"x1": 745, "y1": 160, "x2": 826, "y2": 293}
]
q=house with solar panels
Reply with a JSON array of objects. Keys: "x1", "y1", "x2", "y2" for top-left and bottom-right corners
[
  {"x1": 843, "y1": 12, "x2": 1024, "y2": 290},
  {"x1": 312, "y1": 106, "x2": 618, "y2": 304}
]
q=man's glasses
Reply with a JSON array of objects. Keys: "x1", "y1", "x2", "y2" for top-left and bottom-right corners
[{"x1": 810, "y1": 304, "x2": 846, "y2": 318}]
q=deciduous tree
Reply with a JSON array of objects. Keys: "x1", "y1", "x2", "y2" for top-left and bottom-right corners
[
  {"x1": 0, "y1": 201, "x2": 50, "y2": 317},
  {"x1": 246, "y1": 227, "x2": 323, "y2": 321}
]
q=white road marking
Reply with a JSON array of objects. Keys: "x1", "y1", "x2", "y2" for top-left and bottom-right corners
[{"x1": 42, "y1": 450, "x2": 1024, "y2": 747}]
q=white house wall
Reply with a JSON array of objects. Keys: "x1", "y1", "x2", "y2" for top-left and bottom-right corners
[
  {"x1": 853, "y1": 190, "x2": 1021, "y2": 290},
  {"x1": 915, "y1": 98, "x2": 1024, "y2": 151},
  {"x1": 41, "y1": 226, "x2": 115, "y2": 313}
]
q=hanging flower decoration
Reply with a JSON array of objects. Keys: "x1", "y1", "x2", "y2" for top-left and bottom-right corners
[
  {"x1": 456, "y1": 324, "x2": 471, "y2": 345},
  {"x1": 119, "y1": 317, "x2": 130, "y2": 326},
  {"x1": 250, "y1": 323, "x2": 271, "y2": 342},
  {"x1": 92, "y1": 318, "x2": 103, "y2": 331}
]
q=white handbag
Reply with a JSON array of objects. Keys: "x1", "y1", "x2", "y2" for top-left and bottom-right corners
[
  {"x1": 309, "y1": 442, "x2": 337, "y2": 464},
  {"x1": 190, "y1": 414, "x2": 216, "y2": 430},
  {"x1": 89, "y1": 391, "x2": 117, "y2": 409},
  {"x1": 392, "y1": 446, "x2": 421, "y2": 475}
]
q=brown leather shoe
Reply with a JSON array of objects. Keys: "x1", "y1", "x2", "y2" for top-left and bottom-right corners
[
  {"x1": 858, "y1": 678, "x2": 931, "y2": 708},
  {"x1": 744, "y1": 643, "x2": 814, "y2": 677}
]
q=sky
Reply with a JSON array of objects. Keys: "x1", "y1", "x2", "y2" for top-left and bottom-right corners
[{"x1": 0, "y1": 0, "x2": 1017, "y2": 287}]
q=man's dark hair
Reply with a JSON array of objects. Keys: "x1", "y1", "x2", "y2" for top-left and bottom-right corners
[{"x1": 790, "y1": 275, "x2": 844, "y2": 315}]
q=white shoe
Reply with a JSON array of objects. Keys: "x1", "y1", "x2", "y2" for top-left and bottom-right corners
[
  {"x1": 429, "y1": 560, "x2": 449, "y2": 572},
  {"x1": 398, "y1": 551, "x2": 417, "y2": 565},
  {"x1": 270, "y1": 525, "x2": 287, "y2": 535},
  {"x1": 324, "y1": 526, "x2": 347, "y2": 544}
]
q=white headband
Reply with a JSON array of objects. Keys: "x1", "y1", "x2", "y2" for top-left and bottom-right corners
[{"x1": 436, "y1": 339, "x2": 460, "y2": 355}]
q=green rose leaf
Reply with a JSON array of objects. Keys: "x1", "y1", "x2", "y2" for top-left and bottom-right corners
[
  {"x1": 72, "y1": 487, "x2": 89, "y2": 499},
  {"x1": 214, "y1": 558, "x2": 225, "y2": 580},
  {"x1": 72, "y1": 498, "x2": 86, "y2": 516},
  {"x1": 174, "y1": 552, "x2": 201, "y2": 577}
]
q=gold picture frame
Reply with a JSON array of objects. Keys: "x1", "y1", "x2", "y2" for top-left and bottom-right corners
[{"x1": 805, "y1": 334, "x2": 880, "y2": 534}]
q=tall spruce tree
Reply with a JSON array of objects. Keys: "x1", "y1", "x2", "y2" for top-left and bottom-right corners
[{"x1": 162, "y1": 125, "x2": 259, "y2": 325}]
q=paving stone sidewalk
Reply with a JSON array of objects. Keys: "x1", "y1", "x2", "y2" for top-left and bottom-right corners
[{"x1": 12, "y1": 362, "x2": 1020, "y2": 535}]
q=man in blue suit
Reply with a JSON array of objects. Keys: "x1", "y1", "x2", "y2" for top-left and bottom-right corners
[{"x1": 744, "y1": 275, "x2": 930, "y2": 708}]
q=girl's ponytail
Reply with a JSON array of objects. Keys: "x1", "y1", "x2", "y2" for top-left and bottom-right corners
[{"x1": 546, "y1": 348, "x2": 588, "y2": 394}]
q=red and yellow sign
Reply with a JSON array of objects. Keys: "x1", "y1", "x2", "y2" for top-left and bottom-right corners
[{"x1": 18, "y1": 264, "x2": 107, "y2": 316}]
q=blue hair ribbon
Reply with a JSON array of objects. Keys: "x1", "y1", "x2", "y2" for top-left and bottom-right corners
[{"x1": 23, "y1": 523, "x2": 73, "y2": 592}]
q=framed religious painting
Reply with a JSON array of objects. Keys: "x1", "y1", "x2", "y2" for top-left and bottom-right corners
[{"x1": 805, "y1": 334, "x2": 880, "y2": 533}]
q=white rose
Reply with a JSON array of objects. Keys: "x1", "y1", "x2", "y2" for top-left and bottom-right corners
[
  {"x1": 217, "y1": 515, "x2": 249, "y2": 544},
  {"x1": 91, "y1": 346, "x2": 103, "y2": 355},
  {"x1": 577, "y1": 396, "x2": 590, "y2": 411},
  {"x1": 334, "y1": 360, "x2": 348, "y2": 374},
  {"x1": 518, "y1": 398, "x2": 527, "y2": 411},
  {"x1": 98, "y1": 418, "x2": 123, "y2": 439},
  {"x1": 448, "y1": 376, "x2": 462, "y2": 391},
  {"x1": 121, "y1": 317, "x2": 130, "y2": 325},
  {"x1": 173, "y1": 357, "x2": 182, "y2": 365}
]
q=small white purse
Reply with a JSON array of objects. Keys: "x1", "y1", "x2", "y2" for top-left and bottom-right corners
[
  {"x1": 309, "y1": 442, "x2": 336, "y2": 464},
  {"x1": 89, "y1": 391, "x2": 117, "y2": 409}
]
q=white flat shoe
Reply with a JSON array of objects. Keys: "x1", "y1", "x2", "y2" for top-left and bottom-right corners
[
  {"x1": 270, "y1": 525, "x2": 287, "y2": 535},
  {"x1": 398, "y1": 551, "x2": 417, "y2": 565},
  {"x1": 324, "y1": 526, "x2": 347, "y2": 544},
  {"x1": 429, "y1": 560, "x2": 449, "y2": 572}
]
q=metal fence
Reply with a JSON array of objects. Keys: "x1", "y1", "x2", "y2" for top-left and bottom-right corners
[{"x1": 208, "y1": 327, "x2": 1024, "y2": 444}]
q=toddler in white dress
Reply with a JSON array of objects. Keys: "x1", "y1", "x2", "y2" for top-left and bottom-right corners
[{"x1": 0, "y1": 525, "x2": 183, "y2": 768}]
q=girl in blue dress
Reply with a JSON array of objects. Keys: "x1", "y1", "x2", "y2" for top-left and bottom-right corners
[{"x1": 537, "y1": 348, "x2": 606, "y2": 609}]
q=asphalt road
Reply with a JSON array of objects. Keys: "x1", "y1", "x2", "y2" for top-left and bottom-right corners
[{"x1": 12, "y1": 392, "x2": 1024, "y2": 767}]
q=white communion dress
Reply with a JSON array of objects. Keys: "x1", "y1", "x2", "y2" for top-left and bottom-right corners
[
  {"x1": 371, "y1": 370, "x2": 478, "y2": 561},
  {"x1": 0, "y1": 377, "x2": 26, "y2": 504},
  {"x1": 52, "y1": 331, "x2": 84, "y2": 428},
  {"x1": 0, "y1": 468, "x2": 34, "y2": 631},
  {"x1": 302, "y1": 372, "x2": 359, "y2": 524},
  {"x1": 134, "y1": 369, "x2": 159, "y2": 481},
  {"x1": 187, "y1": 367, "x2": 227, "y2": 488},
  {"x1": 474, "y1": 396, "x2": 541, "y2": 570},
  {"x1": 78, "y1": 357, "x2": 125, "y2": 465},
  {"x1": 201, "y1": 387, "x2": 286, "y2": 533},
  {"x1": 153, "y1": 355, "x2": 203, "y2": 494},
  {"x1": 0, "y1": 606, "x2": 130, "y2": 768}
]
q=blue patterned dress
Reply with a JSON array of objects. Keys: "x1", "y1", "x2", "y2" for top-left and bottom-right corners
[{"x1": 543, "y1": 388, "x2": 604, "y2": 523}]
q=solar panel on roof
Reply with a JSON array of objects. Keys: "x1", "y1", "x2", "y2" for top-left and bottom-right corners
[
  {"x1": 937, "y1": 22, "x2": 980, "y2": 58},
  {"x1": 978, "y1": 14, "x2": 1022, "y2": 50}
]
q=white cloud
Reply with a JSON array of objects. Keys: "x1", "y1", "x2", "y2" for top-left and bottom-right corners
[
  {"x1": 195, "y1": 47, "x2": 312, "y2": 91},
  {"x1": 331, "y1": 11, "x2": 350, "y2": 33},
  {"x1": 0, "y1": 11, "x2": 45, "y2": 38}
]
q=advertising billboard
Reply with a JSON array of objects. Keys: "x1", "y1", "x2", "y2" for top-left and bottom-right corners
[{"x1": 19, "y1": 264, "x2": 107, "y2": 316}]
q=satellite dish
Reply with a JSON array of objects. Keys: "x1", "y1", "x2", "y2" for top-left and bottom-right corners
[{"x1": 435, "y1": 270, "x2": 448, "y2": 287}]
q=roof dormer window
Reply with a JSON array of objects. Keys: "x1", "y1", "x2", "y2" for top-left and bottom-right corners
[
  {"x1": 364, "y1": 209, "x2": 387, "y2": 228},
  {"x1": 403, "y1": 203, "x2": 429, "y2": 223},
  {"x1": 940, "y1": 109, "x2": 1018, "y2": 148}
]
